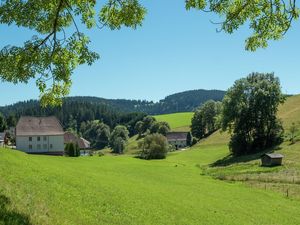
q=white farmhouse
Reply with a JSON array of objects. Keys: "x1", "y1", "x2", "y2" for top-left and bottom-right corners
[
  {"x1": 166, "y1": 132, "x2": 189, "y2": 150},
  {"x1": 16, "y1": 116, "x2": 64, "y2": 155}
]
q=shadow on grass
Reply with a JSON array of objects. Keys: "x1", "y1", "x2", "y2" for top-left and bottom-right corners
[
  {"x1": 0, "y1": 194, "x2": 32, "y2": 225},
  {"x1": 210, "y1": 146, "x2": 282, "y2": 167}
]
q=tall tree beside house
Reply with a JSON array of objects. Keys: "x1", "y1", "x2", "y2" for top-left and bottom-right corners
[
  {"x1": 110, "y1": 125, "x2": 129, "y2": 154},
  {"x1": 150, "y1": 121, "x2": 171, "y2": 136},
  {"x1": 221, "y1": 73, "x2": 285, "y2": 156},
  {"x1": 141, "y1": 116, "x2": 156, "y2": 134},
  {"x1": 6, "y1": 114, "x2": 17, "y2": 128},
  {"x1": 191, "y1": 109, "x2": 205, "y2": 139},
  {"x1": 191, "y1": 100, "x2": 221, "y2": 139},
  {"x1": 134, "y1": 116, "x2": 157, "y2": 137},
  {"x1": 0, "y1": 113, "x2": 7, "y2": 132}
]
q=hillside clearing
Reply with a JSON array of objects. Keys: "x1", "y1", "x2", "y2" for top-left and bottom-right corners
[
  {"x1": 1, "y1": 95, "x2": 300, "y2": 224},
  {"x1": 1, "y1": 147, "x2": 300, "y2": 225},
  {"x1": 154, "y1": 112, "x2": 193, "y2": 131}
]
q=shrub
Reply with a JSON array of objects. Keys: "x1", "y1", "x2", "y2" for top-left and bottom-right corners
[
  {"x1": 64, "y1": 143, "x2": 80, "y2": 157},
  {"x1": 138, "y1": 134, "x2": 168, "y2": 160},
  {"x1": 98, "y1": 151, "x2": 104, "y2": 157}
]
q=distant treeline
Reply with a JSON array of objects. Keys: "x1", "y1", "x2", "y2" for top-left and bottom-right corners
[
  {"x1": 0, "y1": 89, "x2": 225, "y2": 118},
  {"x1": 0, "y1": 99, "x2": 146, "y2": 136},
  {"x1": 0, "y1": 89, "x2": 226, "y2": 136},
  {"x1": 57, "y1": 89, "x2": 226, "y2": 114}
]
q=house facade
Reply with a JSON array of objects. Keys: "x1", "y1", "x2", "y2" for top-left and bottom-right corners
[
  {"x1": 166, "y1": 132, "x2": 189, "y2": 149},
  {"x1": 16, "y1": 116, "x2": 64, "y2": 154}
]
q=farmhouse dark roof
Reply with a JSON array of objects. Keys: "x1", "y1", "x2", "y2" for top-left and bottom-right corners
[
  {"x1": 79, "y1": 137, "x2": 91, "y2": 149},
  {"x1": 264, "y1": 153, "x2": 284, "y2": 159},
  {"x1": 16, "y1": 116, "x2": 64, "y2": 136},
  {"x1": 64, "y1": 132, "x2": 78, "y2": 144},
  {"x1": 64, "y1": 132, "x2": 90, "y2": 149},
  {"x1": 166, "y1": 132, "x2": 188, "y2": 141}
]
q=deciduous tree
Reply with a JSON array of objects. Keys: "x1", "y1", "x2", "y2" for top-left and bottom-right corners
[
  {"x1": 222, "y1": 73, "x2": 285, "y2": 156},
  {"x1": 110, "y1": 125, "x2": 129, "y2": 154},
  {"x1": 191, "y1": 100, "x2": 221, "y2": 139}
]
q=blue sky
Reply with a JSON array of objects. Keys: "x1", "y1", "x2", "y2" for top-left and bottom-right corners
[{"x1": 0, "y1": 1, "x2": 299, "y2": 106}]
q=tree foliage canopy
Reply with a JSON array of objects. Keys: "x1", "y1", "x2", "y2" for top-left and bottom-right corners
[
  {"x1": 221, "y1": 72, "x2": 285, "y2": 155},
  {"x1": 138, "y1": 133, "x2": 169, "y2": 160},
  {"x1": 186, "y1": 0, "x2": 299, "y2": 51},
  {"x1": 0, "y1": 0, "x2": 146, "y2": 106},
  {"x1": 0, "y1": 0, "x2": 298, "y2": 105},
  {"x1": 81, "y1": 120, "x2": 110, "y2": 149},
  {"x1": 191, "y1": 100, "x2": 222, "y2": 139},
  {"x1": 110, "y1": 125, "x2": 129, "y2": 154}
]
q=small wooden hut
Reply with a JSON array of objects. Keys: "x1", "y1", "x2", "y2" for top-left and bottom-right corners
[{"x1": 261, "y1": 153, "x2": 284, "y2": 167}]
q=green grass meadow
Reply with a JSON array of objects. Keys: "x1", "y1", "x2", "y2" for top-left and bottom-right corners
[
  {"x1": 1, "y1": 95, "x2": 300, "y2": 224},
  {"x1": 154, "y1": 112, "x2": 193, "y2": 131},
  {"x1": 2, "y1": 145, "x2": 300, "y2": 225}
]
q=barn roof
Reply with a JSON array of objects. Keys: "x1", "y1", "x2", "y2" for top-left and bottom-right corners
[
  {"x1": 64, "y1": 132, "x2": 90, "y2": 149},
  {"x1": 264, "y1": 153, "x2": 284, "y2": 159},
  {"x1": 79, "y1": 137, "x2": 91, "y2": 149},
  {"x1": 64, "y1": 132, "x2": 78, "y2": 144},
  {"x1": 166, "y1": 132, "x2": 188, "y2": 141},
  {"x1": 16, "y1": 116, "x2": 64, "y2": 136}
]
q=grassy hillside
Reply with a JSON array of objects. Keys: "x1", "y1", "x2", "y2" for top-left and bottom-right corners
[
  {"x1": 200, "y1": 94, "x2": 300, "y2": 199},
  {"x1": 278, "y1": 94, "x2": 300, "y2": 129},
  {"x1": 154, "y1": 112, "x2": 193, "y2": 131},
  {"x1": 1, "y1": 95, "x2": 300, "y2": 225},
  {"x1": 1, "y1": 147, "x2": 300, "y2": 225}
]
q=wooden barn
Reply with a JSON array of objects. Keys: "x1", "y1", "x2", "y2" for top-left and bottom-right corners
[
  {"x1": 261, "y1": 153, "x2": 284, "y2": 167},
  {"x1": 166, "y1": 132, "x2": 189, "y2": 150}
]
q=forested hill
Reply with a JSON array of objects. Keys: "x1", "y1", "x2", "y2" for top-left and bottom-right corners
[
  {"x1": 0, "y1": 89, "x2": 225, "y2": 116},
  {"x1": 156, "y1": 89, "x2": 225, "y2": 114}
]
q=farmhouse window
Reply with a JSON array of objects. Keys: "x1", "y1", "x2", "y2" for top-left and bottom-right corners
[
  {"x1": 43, "y1": 136, "x2": 47, "y2": 141},
  {"x1": 37, "y1": 136, "x2": 41, "y2": 141},
  {"x1": 29, "y1": 145, "x2": 32, "y2": 150},
  {"x1": 29, "y1": 137, "x2": 32, "y2": 141},
  {"x1": 50, "y1": 144, "x2": 53, "y2": 149}
]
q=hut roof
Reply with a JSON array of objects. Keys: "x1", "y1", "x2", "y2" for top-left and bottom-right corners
[
  {"x1": 64, "y1": 132, "x2": 90, "y2": 149},
  {"x1": 264, "y1": 153, "x2": 284, "y2": 159}
]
